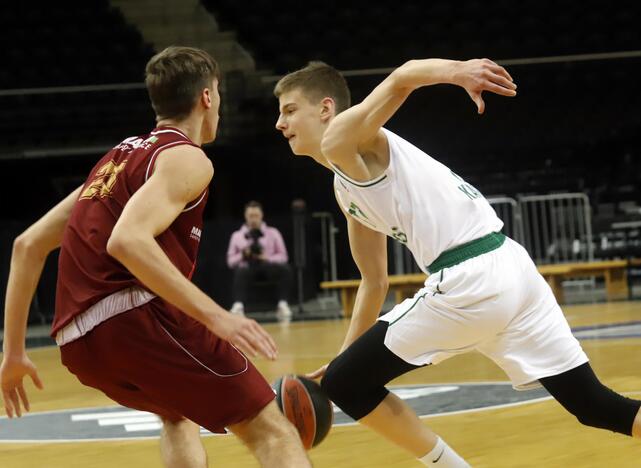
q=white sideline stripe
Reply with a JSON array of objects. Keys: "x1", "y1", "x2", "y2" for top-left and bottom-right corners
[
  {"x1": 98, "y1": 416, "x2": 160, "y2": 426},
  {"x1": 125, "y1": 422, "x2": 163, "y2": 432},
  {"x1": 71, "y1": 411, "x2": 154, "y2": 421}
]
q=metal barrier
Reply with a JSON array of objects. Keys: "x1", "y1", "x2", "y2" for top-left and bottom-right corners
[
  {"x1": 311, "y1": 212, "x2": 338, "y2": 282},
  {"x1": 519, "y1": 193, "x2": 593, "y2": 265},
  {"x1": 487, "y1": 196, "x2": 524, "y2": 244},
  {"x1": 318, "y1": 193, "x2": 594, "y2": 275}
]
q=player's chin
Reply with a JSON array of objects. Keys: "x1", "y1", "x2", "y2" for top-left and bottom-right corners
[
  {"x1": 204, "y1": 129, "x2": 217, "y2": 144},
  {"x1": 289, "y1": 139, "x2": 304, "y2": 156}
]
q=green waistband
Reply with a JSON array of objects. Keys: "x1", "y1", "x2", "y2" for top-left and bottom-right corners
[{"x1": 427, "y1": 232, "x2": 506, "y2": 274}]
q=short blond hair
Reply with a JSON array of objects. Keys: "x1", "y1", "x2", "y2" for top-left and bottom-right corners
[
  {"x1": 145, "y1": 46, "x2": 220, "y2": 120},
  {"x1": 274, "y1": 61, "x2": 351, "y2": 113}
]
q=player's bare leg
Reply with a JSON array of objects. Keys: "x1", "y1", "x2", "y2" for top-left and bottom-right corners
[
  {"x1": 633, "y1": 408, "x2": 641, "y2": 438},
  {"x1": 228, "y1": 401, "x2": 311, "y2": 468},
  {"x1": 360, "y1": 392, "x2": 438, "y2": 456},
  {"x1": 160, "y1": 418, "x2": 207, "y2": 468}
]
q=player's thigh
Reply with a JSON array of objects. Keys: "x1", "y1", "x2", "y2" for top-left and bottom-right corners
[{"x1": 477, "y1": 271, "x2": 588, "y2": 389}]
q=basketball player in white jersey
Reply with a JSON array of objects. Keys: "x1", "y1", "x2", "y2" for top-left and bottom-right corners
[{"x1": 274, "y1": 59, "x2": 641, "y2": 466}]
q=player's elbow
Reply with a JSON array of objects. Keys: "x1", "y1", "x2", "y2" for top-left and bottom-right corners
[
  {"x1": 106, "y1": 228, "x2": 136, "y2": 261},
  {"x1": 13, "y1": 231, "x2": 48, "y2": 260},
  {"x1": 13, "y1": 232, "x2": 36, "y2": 256}
]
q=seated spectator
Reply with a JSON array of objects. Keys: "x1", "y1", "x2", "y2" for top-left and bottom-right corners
[{"x1": 227, "y1": 201, "x2": 293, "y2": 319}]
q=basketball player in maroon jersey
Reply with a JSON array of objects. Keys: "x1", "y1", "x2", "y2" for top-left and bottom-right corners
[{"x1": 0, "y1": 47, "x2": 310, "y2": 467}]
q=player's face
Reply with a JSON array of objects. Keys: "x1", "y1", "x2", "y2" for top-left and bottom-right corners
[
  {"x1": 202, "y1": 79, "x2": 220, "y2": 144},
  {"x1": 275, "y1": 89, "x2": 324, "y2": 156}
]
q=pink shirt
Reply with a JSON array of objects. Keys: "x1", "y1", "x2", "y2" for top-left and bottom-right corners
[{"x1": 226, "y1": 222, "x2": 289, "y2": 268}]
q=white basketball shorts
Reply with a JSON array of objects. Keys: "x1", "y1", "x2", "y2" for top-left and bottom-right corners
[{"x1": 378, "y1": 237, "x2": 589, "y2": 390}]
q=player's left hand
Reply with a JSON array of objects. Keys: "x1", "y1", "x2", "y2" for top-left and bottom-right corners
[
  {"x1": 0, "y1": 353, "x2": 44, "y2": 418},
  {"x1": 306, "y1": 363, "x2": 329, "y2": 381},
  {"x1": 454, "y1": 58, "x2": 517, "y2": 114}
]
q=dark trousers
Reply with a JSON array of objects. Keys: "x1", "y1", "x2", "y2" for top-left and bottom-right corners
[{"x1": 232, "y1": 262, "x2": 292, "y2": 303}]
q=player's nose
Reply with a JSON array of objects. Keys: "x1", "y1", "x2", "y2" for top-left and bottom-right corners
[{"x1": 275, "y1": 116, "x2": 286, "y2": 131}]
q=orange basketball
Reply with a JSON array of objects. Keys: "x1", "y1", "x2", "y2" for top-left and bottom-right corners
[{"x1": 272, "y1": 374, "x2": 333, "y2": 449}]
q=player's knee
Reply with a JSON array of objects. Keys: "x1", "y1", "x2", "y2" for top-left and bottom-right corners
[
  {"x1": 565, "y1": 389, "x2": 640, "y2": 435},
  {"x1": 321, "y1": 358, "x2": 387, "y2": 420},
  {"x1": 321, "y1": 360, "x2": 345, "y2": 403}
]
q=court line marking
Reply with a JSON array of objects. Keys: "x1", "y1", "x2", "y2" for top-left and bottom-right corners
[{"x1": 5, "y1": 384, "x2": 639, "y2": 443}]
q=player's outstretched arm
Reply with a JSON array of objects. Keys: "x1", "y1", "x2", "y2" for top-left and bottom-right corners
[
  {"x1": 106, "y1": 145, "x2": 277, "y2": 360},
  {"x1": 1, "y1": 185, "x2": 82, "y2": 417},
  {"x1": 321, "y1": 58, "x2": 517, "y2": 167}
]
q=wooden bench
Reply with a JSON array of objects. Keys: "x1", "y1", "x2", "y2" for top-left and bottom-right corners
[
  {"x1": 321, "y1": 260, "x2": 633, "y2": 317},
  {"x1": 538, "y1": 260, "x2": 629, "y2": 304}
]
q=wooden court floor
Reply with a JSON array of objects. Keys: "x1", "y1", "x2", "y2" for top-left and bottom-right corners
[{"x1": 2, "y1": 301, "x2": 641, "y2": 467}]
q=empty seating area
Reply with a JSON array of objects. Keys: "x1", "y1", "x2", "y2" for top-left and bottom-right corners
[
  {"x1": 0, "y1": 0, "x2": 153, "y2": 89},
  {"x1": 0, "y1": 0, "x2": 156, "y2": 157},
  {"x1": 204, "y1": 0, "x2": 640, "y2": 73}
]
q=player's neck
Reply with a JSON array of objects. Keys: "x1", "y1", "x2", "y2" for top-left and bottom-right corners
[
  {"x1": 156, "y1": 117, "x2": 203, "y2": 145},
  {"x1": 306, "y1": 142, "x2": 333, "y2": 171}
]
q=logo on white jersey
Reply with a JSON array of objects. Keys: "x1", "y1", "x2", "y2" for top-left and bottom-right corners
[{"x1": 190, "y1": 226, "x2": 202, "y2": 241}]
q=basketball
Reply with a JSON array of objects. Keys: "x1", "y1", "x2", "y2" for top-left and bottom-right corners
[{"x1": 272, "y1": 374, "x2": 334, "y2": 450}]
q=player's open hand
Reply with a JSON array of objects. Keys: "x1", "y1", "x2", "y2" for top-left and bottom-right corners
[
  {"x1": 0, "y1": 353, "x2": 44, "y2": 418},
  {"x1": 213, "y1": 313, "x2": 278, "y2": 361},
  {"x1": 454, "y1": 58, "x2": 517, "y2": 114}
]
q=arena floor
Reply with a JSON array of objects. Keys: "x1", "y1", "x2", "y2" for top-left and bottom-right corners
[{"x1": 1, "y1": 300, "x2": 641, "y2": 467}]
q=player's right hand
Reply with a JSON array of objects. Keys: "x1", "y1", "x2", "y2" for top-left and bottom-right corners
[
  {"x1": 0, "y1": 353, "x2": 44, "y2": 418},
  {"x1": 453, "y1": 58, "x2": 517, "y2": 114},
  {"x1": 213, "y1": 313, "x2": 278, "y2": 361}
]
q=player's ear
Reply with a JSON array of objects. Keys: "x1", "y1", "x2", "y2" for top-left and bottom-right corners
[
  {"x1": 319, "y1": 97, "x2": 335, "y2": 122},
  {"x1": 202, "y1": 88, "x2": 212, "y2": 109}
]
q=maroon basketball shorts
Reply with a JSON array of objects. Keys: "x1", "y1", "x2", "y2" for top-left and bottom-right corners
[{"x1": 59, "y1": 299, "x2": 275, "y2": 433}]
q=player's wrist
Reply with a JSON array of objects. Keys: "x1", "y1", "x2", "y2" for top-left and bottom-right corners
[
  {"x1": 1, "y1": 345, "x2": 27, "y2": 360},
  {"x1": 444, "y1": 60, "x2": 464, "y2": 86}
]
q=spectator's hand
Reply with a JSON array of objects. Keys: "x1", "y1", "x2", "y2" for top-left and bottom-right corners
[
  {"x1": 0, "y1": 353, "x2": 44, "y2": 418},
  {"x1": 306, "y1": 363, "x2": 329, "y2": 381},
  {"x1": 242, "y1": 247, "x2": 252, "y2": 260},
  {"x1": 210, "y1": 312, "x2": 278, "y2": 361},
  {"x1": 453, "y1": 59, "x2": 517, "y2": 114}
]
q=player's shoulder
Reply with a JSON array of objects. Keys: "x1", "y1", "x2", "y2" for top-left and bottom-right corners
[{"x1": 155, "y1": 144, "x2": 213, "y2": 179}]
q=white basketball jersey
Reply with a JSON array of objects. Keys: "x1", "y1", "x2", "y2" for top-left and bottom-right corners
[{"x1": 333, "y1": 128, "x2": 503, "y2": 273}]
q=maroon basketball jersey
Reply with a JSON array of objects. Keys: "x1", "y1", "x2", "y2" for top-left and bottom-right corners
[{"x1": 51, "y1": 127, "x2": 207, "y2": 336}]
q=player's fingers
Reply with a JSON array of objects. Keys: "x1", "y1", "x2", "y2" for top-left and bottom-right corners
[
  {"x1": 29, "y1": 369, "x2": 44, "y2": 390},
  {"x1": 488, "y1": 63, "x2": 514, "y2": 82},
  {"x1": 488, "y1": 73, "x2": 517, "y2": 90},
  {"x1": 252, "y1": 323, "x2": 278, "y2": 358},
  {"x1": 247, "y1": 328, "x2": 277, "y2": 361},
  {"x1": 467, "y1": 90, "x2": 485, "y2": 114},
  {"x1": 17, "y1": 384, "x2": 29, "y2": 412},
  {"x1": 9, "y1": 389, "x2": 21, "y2": 417},
  {"x1": 305, "y1": 365, "x2": 327, "y2": 380},
  {"x1": 483, "y1": 81, "x2": 517, "y2": 97},
  {"x1": 234, "y1": 335, "x2": 258, "y2": 358},
  {"x1": 2, "y1": 390, "x2": 14, "y2": 418}
]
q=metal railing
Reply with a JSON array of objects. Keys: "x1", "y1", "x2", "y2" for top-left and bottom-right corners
[{"x1": 519, "y1": 193, "x2": 593, "y2": 265}]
